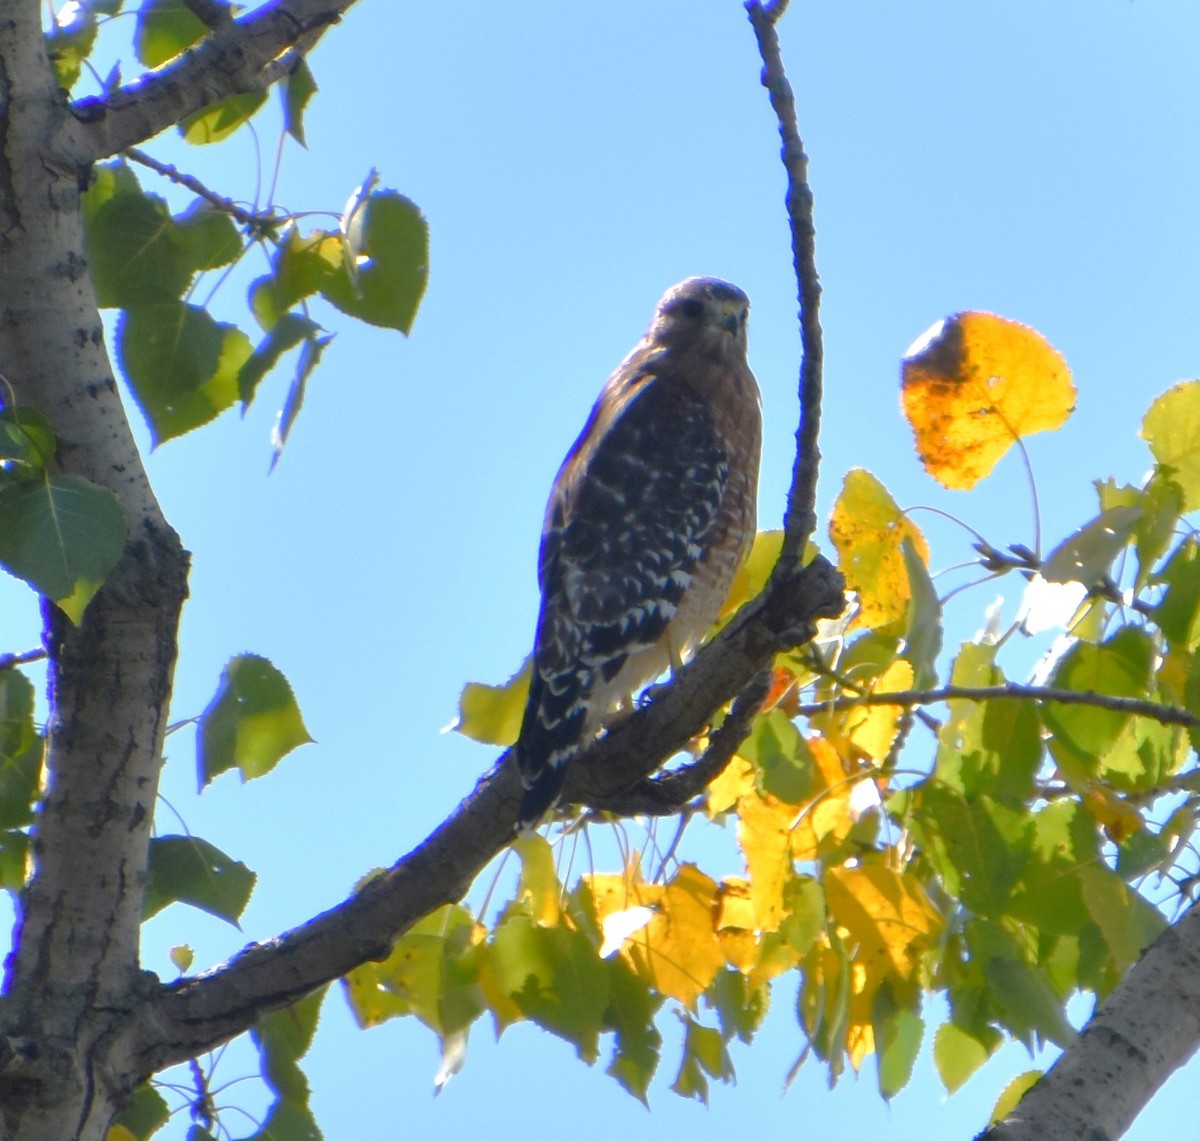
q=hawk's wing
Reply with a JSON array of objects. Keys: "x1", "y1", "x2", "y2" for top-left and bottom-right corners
[{"x1": 516, "y1": 365, "x2": 728, "y2": 824}]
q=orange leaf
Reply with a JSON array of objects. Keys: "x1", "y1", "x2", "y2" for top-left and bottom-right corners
[
  {"x1": 901, "y1": 312, "x2": 1075, "y2": 490},
  {"x1": 829, "y1": 469, "x2": 930, "y2": 630}
]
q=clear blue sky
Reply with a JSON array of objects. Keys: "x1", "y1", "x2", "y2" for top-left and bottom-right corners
[{"x1": 12, "y1": 0, "x2": 1200, "y2": 1136}]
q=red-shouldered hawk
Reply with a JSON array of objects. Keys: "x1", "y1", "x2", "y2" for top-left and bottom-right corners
[{"x1": 515, "y1": 276, "x2": 762, "y2": 830}]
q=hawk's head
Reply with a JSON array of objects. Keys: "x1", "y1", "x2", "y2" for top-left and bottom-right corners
[{"x1": 650, "y1": 277, "x2": 750, "y2": 357}]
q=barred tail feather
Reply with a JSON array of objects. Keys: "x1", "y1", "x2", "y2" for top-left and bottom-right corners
[{"x1": 514, "y1": 666, "x2": 589, "y2": 833}]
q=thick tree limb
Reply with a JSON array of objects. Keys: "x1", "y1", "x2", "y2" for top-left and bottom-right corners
[
  {"x1": 120, "y1": 557, "x2": 845, "y2": 1075},
  {"x1": 68, "y1": 0, "x2": 360, "y2": 162},
  {"x1": 0, "y1": 3, "x2": 188, "y2": 1136},
  {"x1": 981, "y1": 903, "x2": 1200, "y2": 1141}
]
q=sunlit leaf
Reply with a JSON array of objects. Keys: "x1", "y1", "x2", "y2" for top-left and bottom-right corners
[
  {"x1": 0, "y1": 408, "x2": 55, "y2": 471},
  {"x1": 0, "y1": 473, "x2": 125, "y2": 622},
  {"x1": 143, "y1": 834, "x2": 255, "y2": 924},
  {"x1": 134, "y1": 0, "x2": 206, "y2": 67},
  {"x1": 1142, "y1": 380, "x2": 1200, "y2": 510},
  {"x1": 514, "y1": 834, "x2": 559, "y2": 927},
  {"x1": 670, "y1": 1016, "x2": 733, "y2": 1104},
  {"x1": 873, "y1": 981, "x2": 923, "y2": 1099},
  {"x1": 933, "y1": 1022, "x2": 998, "y2": 1094},
  {"x1": 0, "y1": 671, "x2": 42, "y2": 829},
  {"x1": 116, "y1": 302, "x2": 252, "y2": 444},
  {"x1": 197, "y1": 654, "x2": 313, "y2": 787},
  {"x1": 740, "y1": 707, "x2": 810, "y2": 804},
  {"x1": 284, "y1": 59, "x2": 318, "y2": 146},
  {"x1": 319, "y1": 191, "x2": 429, "y2": 333},
  {"x1": 829, "y1": 469, "x2": 930, "y2": 630},
  {"x1": 901, "y1": 312, "x2": 1074, "y2": 490},
  {"x1": 0, "y1": 830, "x2": 29, "y2": 892},
  {"x1": 990, "y1": 1070, "x2": 1043, "y2": 1125},
  {"x1": 239, "y1": 313, "x2": 321, "y2": 408},
  {"x1": 110, "y1": 1082, "x2": 169, "y2": 1141},
  {"x1": 453, "y1": 659, "x2": 531, "y2": 747},
  {"x1": 45, "y1": 6, "x2": 99, "y2": 90},
  {"x1": 181, "y1": 91, "x2": 269, "y2": 144},
  {"x1": 1041, "y1": 505, "x2": 1141, "y2": 585}
]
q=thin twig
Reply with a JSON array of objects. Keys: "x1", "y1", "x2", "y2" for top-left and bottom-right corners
[
  {"x1": 794, "y1": 683, "x2": 1200, "y2": 730},
  {"x1": 125, "y1": 147, "x2": 281, "y2": 238},
  {"x1": 0, "y1": 649, "x2": 47, "y2": 673},
  {"x1": 746, "y1": 1, "x2": 823, "y2": 577}
]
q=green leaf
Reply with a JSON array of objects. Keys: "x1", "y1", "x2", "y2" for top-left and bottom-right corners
[
  {"x1": 1142, "y1": 380, "x2": 1200, "y2": 510},
  {"x1": 111, "y1": 1083, "x2": 170, "y2": 1141},
  {"x1": 670, "y1": 1018, "x2": 733, "y2": 1105},
  {"x1": 250, "y1": 228, "x2": 343, "y2": 331},
  {"x1": 242, "y1": 988, "x2": 327, "y2": 1141},
  {"x1": 489, "y1": 910, "x2": 608, "y2": 1061},
  {"x1": 1154, "y1": 537, "x2": 1200, "y2": 652},
  {"x1": 0, "y1": 830, "x2": 30, "y2": 892},
  {"x1": 902, "y1": 535, "x2": 942, "y2": 688},
  {"x1": 83, "y1": 164, "x2": 195, "y2": 306},
  {"x1": 174, "y1": 201, "x2": 242, "y2": 272},
  {"x1": 343, "y1": 904, "x2": 478, "y2": 1033},
  {"x1": 707, "y1": 968, "x2": 769, "y2": 1044},
  {"x1": 181, "y1": 90, "x2": 269, "y2": 145},
  {"x1": 143, "y1": 834, "x2": 255, "y2": 924},
  {"x1": 873, "y1": 982, "x2": 923, "y2": 1099},
  {"x1": 319, "y1": 191, "x2": 429, "y2": 333},
  {"x1": 0, "y1": 408, "x2": 56, "y2": 471},
  {"x1": 0, "y1": 473, "x2": 125, "y2": 622},
  {"x1": 45, "y1": 6, "x2": 99, "y2": 90},
  {"x1": 604, "y1": 955, "x2": 663, "y2": 1106},
  {"x1": 239, "y1": 313, "x2": 321, "y2": 408},
  {"x1": 117, "y1": 302, "x2": 252, "y2": 444},
  {"x1": 1040, "y1": 505, "x2": 1141, "y2": 585},
  {"x1": 454, "y1": 660, "x2": 531, "y2": 747},
  {"x1": 1043, "y1": 626, "x2": 1154, "y2": 768},
  {"x1": 0, "y1": 671, "x2": 42, "y2": 829},
  {"x1": 196, "y1": 654, "x2": 313, "y2": 788},
  {"x1": 933, "y1": 1022, "x2": 997, "y2": 1094},
  {"x1": 270, "y1": 332, "x2": 333, "y2": 470},
  {"x1": 741, "y1": 707, "x2": 810, "y2": 804},
  {"x1": 135, "y1": 0, "x2": 207, "y2": 67},
  {"x1": 284, "y1": 60, "x2": 318, "y2": 146}
]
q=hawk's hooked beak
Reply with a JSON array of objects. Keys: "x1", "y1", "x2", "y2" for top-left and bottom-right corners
[{"x1": 718, "y1": 305, "x2": 743, "y2": 335}]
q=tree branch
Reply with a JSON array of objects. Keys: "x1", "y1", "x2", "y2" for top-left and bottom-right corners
[
  {"x1": 125, "y1": 147, "x2": 282, "y2": 237},
  {"x1": 67, "y1": 0, "x2": 358, "y2": 162},
  {"x1": 794, "y1": 683, "x2": 1200, "y2": 731},
  {"x1": 982, "y1": 903, "x2": 1200, "y2": 1141},
  {"x1": 746, "y1": 0, "x2": 824, "y2": 578},
  {"x1": 120, "y1": 557, "x2": 845, "y2": 1077}
]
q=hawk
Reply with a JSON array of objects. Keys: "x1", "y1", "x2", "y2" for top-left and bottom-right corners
[{"x1": 515, "y1": 276, "x2": 762, "y2": 830}]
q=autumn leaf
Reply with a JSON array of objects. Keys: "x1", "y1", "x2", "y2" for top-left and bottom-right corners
[
  {"x1": 901, "y1": 312, "x2": 1075, "y2": 490},
  {"x1": 829, "y1": 469, "x2": 930, "y2": 630},
  {"x1": 1142, "y1": 380, "x2": 1200, "y2": 511}
]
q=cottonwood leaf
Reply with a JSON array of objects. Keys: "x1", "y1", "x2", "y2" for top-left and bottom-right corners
[
  {"x1": 901, "y1": 312, "x2": 1074, "y2": 489},
  {"x1": 197, "y1": 654, "x2": 313, "y2": 787},
  {"x1": 1142, "y1": 380, "x2": 1200, "y2": 510},
  {"x1": 0, "y1": 474, "x2": 125, "y2": 622},
  {"x1": 143, "y1": 834, "x2": 255, "y2": 924}
]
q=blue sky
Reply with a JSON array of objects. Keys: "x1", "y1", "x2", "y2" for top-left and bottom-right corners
[{"x1": 13, "y1": 0, "x2": 1200, "y2": 1136}]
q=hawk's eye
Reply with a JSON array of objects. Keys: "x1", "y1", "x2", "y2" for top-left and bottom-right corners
[{"x1": 678, "y1": 299, "x2": 704, "y2": 319}]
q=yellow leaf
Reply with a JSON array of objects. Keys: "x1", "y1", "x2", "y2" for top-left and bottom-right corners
[
  {"x1": 706, "y1": 754, "x2": 756, "y2": 816},
  {"x1": 1142, "y1": 380, "x2": 1200, "y2": 510},
  {"x1": 844, "y1": 658, "x2": 914, "y2": 762},
  {"x1": 829, "y1": 469, "x2": 930, "y2": 630},
  {"x1": 453, "y1": 659, "x2": 531, "y2": 745},
  {"x1": 737, "y1": 794, "x2": 796, "y2": 932},
  {"x1": 790, "y1": 736, "x2": 855, "y2": 861},
  {"x1": 901, "y1": 312, "x2": 1075, "y2": 490},
  {"x1": 990, "y1": 1070, "x2": 1043, "y2": 1125},
  {"x1": 514, "y1": 834, "x2": 560, "y2": 926},
  {"x1": 825, "y1": 865, "x2": 943, "y2": 981},
  {"x1": 716, "y1": 877, "x2": 759, "y2": 972},
  {"x1": 720, "y1": 530, "x2": 783, "y2": 618},
  {"x1": 106, "y1": 1128, "x2": 137, "y2": 1141},
  {"x1": 629, "y1": 865, "x2": 723, "y2": 1007},
  {"x1": 1083, "y1": 786, "x2": 1143, "y2": 845}
]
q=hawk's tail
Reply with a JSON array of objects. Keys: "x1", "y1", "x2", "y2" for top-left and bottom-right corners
[{"x1": 514, "y1": 667, "x2": 589, "y2": 833}]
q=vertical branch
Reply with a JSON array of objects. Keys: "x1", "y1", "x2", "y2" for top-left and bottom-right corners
[{"x1": 746, "y1": 1, "x2": 825, "y2": 579}]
